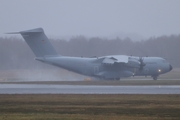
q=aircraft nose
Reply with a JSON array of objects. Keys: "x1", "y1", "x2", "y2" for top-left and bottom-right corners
[{"x1": 169, "y1": 64, "x2": 173, "y2": 71}]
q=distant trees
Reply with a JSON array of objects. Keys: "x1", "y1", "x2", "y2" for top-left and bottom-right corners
[{"x1": 0, "y1": 34, "x2": 180, "y2": 70}]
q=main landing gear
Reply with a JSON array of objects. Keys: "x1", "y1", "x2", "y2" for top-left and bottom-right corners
[{"x1": 152, "y1": 76, "x2": 158, "y2": 80}]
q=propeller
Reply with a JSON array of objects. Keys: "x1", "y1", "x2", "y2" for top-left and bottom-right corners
[{"x1": 139, "y1": 57, "x2": 146, "y2": 71}]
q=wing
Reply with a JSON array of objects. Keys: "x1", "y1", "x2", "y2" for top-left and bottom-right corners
[{"x1": 102, "y1": 55, "x2": 129, "y2": 64}]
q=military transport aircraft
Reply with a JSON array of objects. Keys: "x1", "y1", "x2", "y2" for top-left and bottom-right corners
[{"x1": 7, "y1": 28, "x2": 173, "y2": 80}]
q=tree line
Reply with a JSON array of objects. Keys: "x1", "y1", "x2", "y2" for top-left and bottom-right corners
[{"x1": 0, "y1": 34, "x2": 179, "y2": 70}]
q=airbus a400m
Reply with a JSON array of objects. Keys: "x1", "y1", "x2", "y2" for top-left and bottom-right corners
[{"x1": 8, "y1": 28, "x2": 173, "y2": 80}]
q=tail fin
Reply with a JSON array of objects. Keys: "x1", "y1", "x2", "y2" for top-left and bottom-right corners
[{"x1": 7, "y1": 28, "x2": 58, "y2": 57}]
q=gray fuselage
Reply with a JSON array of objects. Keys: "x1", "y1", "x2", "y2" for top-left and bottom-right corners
[{"x1": 36, "y1": 55, "x2": 172, "y2": 80}]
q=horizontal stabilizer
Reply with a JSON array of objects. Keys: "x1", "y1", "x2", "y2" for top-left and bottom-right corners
[
  {"x1": 20, "y1": 28, "x2": 44, "y2": 33},
  {"x1": 6, "y1": 28, "x2": 43, "y2": 34},
  {"x1": 6, "y1": 32, "x2": 20, "y2": 34}
]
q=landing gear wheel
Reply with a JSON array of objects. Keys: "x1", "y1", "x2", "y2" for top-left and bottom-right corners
[{"x1": 153, "y1": 76, "x2": 158, "y2": 80}]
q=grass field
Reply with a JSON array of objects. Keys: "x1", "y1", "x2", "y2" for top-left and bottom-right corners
[{"x1": 0, "y1": 94, "x2": 180, "y2": 120}]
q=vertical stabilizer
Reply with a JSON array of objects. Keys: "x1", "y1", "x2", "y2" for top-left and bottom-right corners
[{"x1": 12, "y1": 28, "x2": 58, "y2": 57}]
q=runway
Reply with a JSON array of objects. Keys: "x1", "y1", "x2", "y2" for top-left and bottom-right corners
[{"x1": 0, "y1": 84, "x2": 180, "y2": 94}]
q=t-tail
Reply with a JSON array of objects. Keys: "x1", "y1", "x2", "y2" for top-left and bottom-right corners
[{"x1": 7, "y1": 28, "x2": 58, "y2": 57}]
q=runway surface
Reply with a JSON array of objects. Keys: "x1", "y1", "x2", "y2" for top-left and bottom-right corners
[{"x1": 0, "y1": 84, "x2": 180, "y2": 94}]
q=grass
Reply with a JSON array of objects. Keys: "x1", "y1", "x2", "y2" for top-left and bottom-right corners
[{"x1": 0, "y1": 94, "x2": 180, "y2": 120}]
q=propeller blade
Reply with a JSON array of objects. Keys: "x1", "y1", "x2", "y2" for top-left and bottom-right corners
[{"x1": 139, "y1": 57, "x2": 146, "y2": 71}]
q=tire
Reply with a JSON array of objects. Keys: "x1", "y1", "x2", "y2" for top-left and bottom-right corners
[{"x1": 153, "y1": 76, "x2": 157, "y2": 80}]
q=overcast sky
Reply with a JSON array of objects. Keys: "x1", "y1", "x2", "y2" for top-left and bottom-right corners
[{"x1": 1, "y1": 0, "x2": 180, "y2": 39}]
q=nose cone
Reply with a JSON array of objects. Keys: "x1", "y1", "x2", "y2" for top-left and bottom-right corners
[{"x1": 169, "y1": 64, "x2": 173, "y2": 71}]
